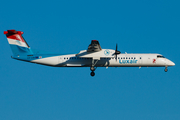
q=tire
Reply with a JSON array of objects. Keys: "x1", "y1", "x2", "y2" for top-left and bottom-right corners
[{"x1": 91, "y1": 72, "x2": 95, "y2": 76}]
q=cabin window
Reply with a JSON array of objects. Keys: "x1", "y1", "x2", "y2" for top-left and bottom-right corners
[
  {"x1": 140, "y1": 57, "x2": 141, "y2": 59},
  {"x1": 134, "y1": 57, "x2": 136, "y2": 59}
]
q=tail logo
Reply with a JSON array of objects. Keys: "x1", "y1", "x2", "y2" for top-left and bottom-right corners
[{"x1": 4, "y1": 30, "x2": 33, "y2": 55}]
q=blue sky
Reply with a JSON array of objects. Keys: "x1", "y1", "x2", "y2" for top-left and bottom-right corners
[{"x1": 0, "y1": 0, "x2": 180, "y2": 120}]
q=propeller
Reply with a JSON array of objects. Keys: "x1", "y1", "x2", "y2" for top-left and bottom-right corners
[{"x1": 114, "y1": 44, "x2": 121, "y2": 61}]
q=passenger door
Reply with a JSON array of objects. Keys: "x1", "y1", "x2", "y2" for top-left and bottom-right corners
[
  {"x1": 139, "y1": 56, "x2": 142, "y2": 64},
  {"x1": 59, "y1": 56, "x2": 65, "y2": 63}
]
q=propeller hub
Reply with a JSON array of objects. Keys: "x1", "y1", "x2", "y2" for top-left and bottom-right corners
[
  {"x1": 115, "y1": 51, "x2": 121, "y2": 54},
  {"x1": 114, "y1": 44, "x2": 121, "y2": 61}
]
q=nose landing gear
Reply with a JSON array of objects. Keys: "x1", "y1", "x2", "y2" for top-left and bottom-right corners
[{"x1": 164, "y1": 66, "x2": 168, "y2": 72}]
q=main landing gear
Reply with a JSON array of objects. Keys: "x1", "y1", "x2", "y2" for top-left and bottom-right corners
[
  {"x1": 90, "y1": 59, "x2": 99, "y2": 77},
  {"x1": 90, "y1": 66, "x2": 96, "y2": 77},
  {"x1": 164, "y1": 66, "x2": 168, "y2": 72}
]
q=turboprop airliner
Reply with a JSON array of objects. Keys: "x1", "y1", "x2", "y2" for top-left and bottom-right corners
[{"x1": 4, "y1": 30, "x2": 175, "y2": 76}]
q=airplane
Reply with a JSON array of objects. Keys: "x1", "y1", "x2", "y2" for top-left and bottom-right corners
[{"x1": 4, "y1": 29, "x2": 175, "y2": 76}]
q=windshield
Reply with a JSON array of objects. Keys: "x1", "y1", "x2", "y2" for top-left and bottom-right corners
[{"x1": 157, "y1": 55, "x2": 165, "y2": 58}]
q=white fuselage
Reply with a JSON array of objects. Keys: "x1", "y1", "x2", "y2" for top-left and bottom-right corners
[{"x1": 26, "y1": 49, "x2": 174, "y2": 67}]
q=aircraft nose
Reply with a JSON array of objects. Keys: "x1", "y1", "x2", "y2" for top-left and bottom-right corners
[{"x1": 169, "y1": 61, "x2": 175, "y2": 66}]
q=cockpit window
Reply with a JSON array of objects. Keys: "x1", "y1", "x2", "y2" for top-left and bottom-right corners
[{"x1": 157, "y1": 55, "x2": 165, "y2": 58}]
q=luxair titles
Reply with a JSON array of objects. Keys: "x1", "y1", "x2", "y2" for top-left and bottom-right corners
[{"x1": 119, "y1": 59, "x2": 138, "y2": 64}]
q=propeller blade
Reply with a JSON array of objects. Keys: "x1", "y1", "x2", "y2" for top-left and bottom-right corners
[{"x1": 114, "y1": 43, "x2": 120, "y2": 61}]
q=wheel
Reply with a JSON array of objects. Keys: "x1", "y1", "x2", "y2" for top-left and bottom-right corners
[
  {"x1": 90, "y1": 71, "x2": 95, "y2": 76},
  {"x1": 164, "y1": 68, "x2": 168, "y2": 72}
]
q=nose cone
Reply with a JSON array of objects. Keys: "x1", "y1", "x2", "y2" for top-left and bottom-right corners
[{"x1": 169, "y1": 61, "x2": 175, "y2": 66}]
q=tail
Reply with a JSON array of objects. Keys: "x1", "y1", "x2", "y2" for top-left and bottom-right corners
[{"x1": 4, "y1": 30, "x2": 33, "y2": 56}]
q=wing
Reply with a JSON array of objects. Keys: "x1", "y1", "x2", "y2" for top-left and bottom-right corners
[
  {"x1": 76, "y1": 40, "x2": 109, "y2": 60},
  {"x1": 87, "y1": 40, "x2": 102, "y2": 52}
]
